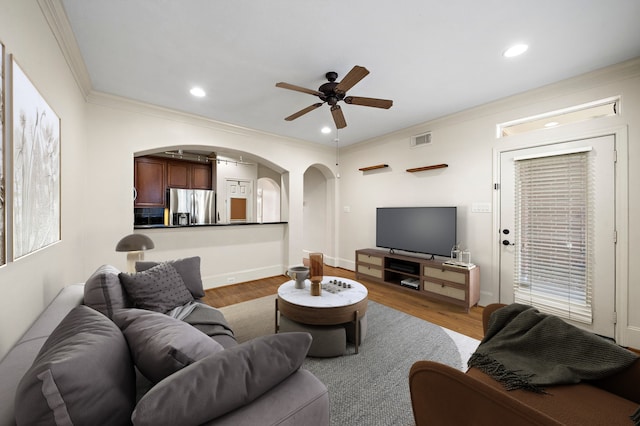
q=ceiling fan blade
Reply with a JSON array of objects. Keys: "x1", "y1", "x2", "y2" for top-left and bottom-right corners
[
  {"x1": 284, "y1": 103, "x2": 324, "y2": 121},
  {"x1": 344, "y1": 96, "x2": 393, "y2": 109},
  {"x1": 331, "y1": 105, "x2": 347, "y2": 129},
  {"x1": 276, "y1": 82, "x2": 323, "y2": 96},
  {"x1": 335, "y1": 66, "x2": 369, "y2": 94}
]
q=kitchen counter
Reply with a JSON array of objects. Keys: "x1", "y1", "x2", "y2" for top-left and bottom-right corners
[{"x1": 134, "y1": 221, "x2": 288, "y2": 229}]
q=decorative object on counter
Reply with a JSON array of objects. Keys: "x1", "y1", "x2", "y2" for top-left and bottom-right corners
[
  {"x1": 450, "y1": 244, "x2": 461, "y2": 262},
  {"x1": 461, "y1": 249, "x2": 471, "y2": 266},
  {"x1": 287, "y1": 266, "x2": 310, "y2": 289},
  {"x1": 323, "y1": 279, "x2": 353, "y2": 294},
  {"x1": 115, "y1": 233, "x2": 155, "y2": 272},
  {"x1": 309, "y1": 253, "x2": 324, "y2": 296},
  {"x1": 446, "y1": 244, "x2": 474, "y2": 268}
]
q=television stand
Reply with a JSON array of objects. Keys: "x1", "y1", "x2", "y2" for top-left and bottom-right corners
[{"x1": 355, "y1": 248, "x2": 480, "y2": 312}]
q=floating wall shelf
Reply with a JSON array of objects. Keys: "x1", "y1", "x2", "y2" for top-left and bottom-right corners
[
  {"x1": 406, "y1": 163, "x2": 448, "y2": 173},
  {"x1": 359, "y1": 164, "x2": 389, "y2": 172}
]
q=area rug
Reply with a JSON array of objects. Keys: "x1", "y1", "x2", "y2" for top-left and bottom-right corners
[{"x1": 218, "y1": 294, "x2": 480, "y2": 426}]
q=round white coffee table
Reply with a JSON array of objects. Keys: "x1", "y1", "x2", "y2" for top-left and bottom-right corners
[{"x1": 276, "y1": 276, "x2": 368, "y2": 356}]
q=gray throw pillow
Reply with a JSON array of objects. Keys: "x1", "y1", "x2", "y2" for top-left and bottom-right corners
[
  {"x1": 112, "y1": 308, "x2": 224, "y2": 383},
  {"x1": 136, "y1": 256, "x2": 205, "y2": 298},
  {"x1": 15, "y1": 305, "x2": 135, "y2": 425},
  {"x1": 119, "y1": 262, "x2": 194, "y2": 313},
  {"x1": 83, "y1": 264, "x2": 131, "y2": 318},
  {"x1": 132, "y1": 332, "x2": 312, "y2": 425}
]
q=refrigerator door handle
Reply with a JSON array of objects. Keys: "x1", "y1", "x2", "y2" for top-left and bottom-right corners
[{"x1": 191, "y1": 192, "x2": 196, "y2": 224}]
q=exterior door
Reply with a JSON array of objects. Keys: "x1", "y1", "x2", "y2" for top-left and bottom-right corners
[{"x1": 499, "y1": 135, "x2": 616, "y2": 337}]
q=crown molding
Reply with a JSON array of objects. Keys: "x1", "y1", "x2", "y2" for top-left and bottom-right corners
[
  {"x1": 86, "y1": 90, "x2": 328, "y2": 153},
  {"x1": 342, "y1": 56, "x2": 640, "y2": 153},
  {"x1": 38, "y1": 0, "x2": 92, "y2": 99}
]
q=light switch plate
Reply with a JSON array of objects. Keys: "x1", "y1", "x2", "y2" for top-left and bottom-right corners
[{"x1": 472, "y1": 202, "x2": 492, "y2": 213}]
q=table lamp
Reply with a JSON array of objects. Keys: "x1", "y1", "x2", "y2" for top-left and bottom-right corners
[{"x1": 115, "y1": 233, "x2": 155, "y2": 273}]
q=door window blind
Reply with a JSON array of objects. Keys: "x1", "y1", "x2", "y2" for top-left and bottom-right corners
[{"x1": 513, "y1": 150, "x2": 593, "y2": 323}]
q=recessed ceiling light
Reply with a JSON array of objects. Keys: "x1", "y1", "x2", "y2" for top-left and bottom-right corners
[
  {"x1": 544, "y1": 121, "x2": 560, "y2": 128},
  {"x1": 190, "y1": 87, "x2": 206, "y2": 97},
  {"x1": 503, "y1": 44, "x2": 529, "y2": 58},
  {"x1": 321, "y1": 126, "x2": 332, "y2": 134}
]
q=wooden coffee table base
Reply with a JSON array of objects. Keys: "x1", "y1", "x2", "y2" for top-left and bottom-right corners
[
  {"x1": 276, "y1": 297, "x2": 368, "y2": 356},
  {"x1": 275, "y1": 277, "x2": 369, "y2": 357}
]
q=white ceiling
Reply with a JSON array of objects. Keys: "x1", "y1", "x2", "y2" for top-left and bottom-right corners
[{"x1": 59, "y1": 0, "x2": 640, "y2": 146}]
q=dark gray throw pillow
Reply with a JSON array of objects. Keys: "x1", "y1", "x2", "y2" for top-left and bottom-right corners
[
  {"x1": 15, "y1": 305, "x2": 135, "y2": 425},
  {"x1": 132, "y1": 332, "x2": 313, "y2": 425},
  {"x1": 119, "y1": 262, "x2": 194, "y2": 313},
  {"x1": 112, "y1": 308, "x2": 224, "y2": 383},
  {"x1": 84, "y1": 264, "x2": 131, "y2": 318},
  {"x1": 136, "y1": 256, "x2": 205, "y2": 298}
]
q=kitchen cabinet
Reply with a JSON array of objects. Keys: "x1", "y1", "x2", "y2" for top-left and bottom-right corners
[
  {"x1": 134, "y1": 157, "x2": 166, "y2": 207},
  {"x1": 167, "y1": 161, "x2": 190, "y2": 188},
  {"x1": 190, "y1": 163, "x2": 213, "y2": 189},
  {"x1": 167, "y1": 160, "x2": 213, "y2": 190},
  {"x1": 134, "y1": 156, "x2": 214, "y2": 208}
]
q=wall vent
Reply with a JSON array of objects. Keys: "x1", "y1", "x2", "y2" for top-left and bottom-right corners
[{"x1": 410, "y1": 132, "x2": 432, "y2": 147}]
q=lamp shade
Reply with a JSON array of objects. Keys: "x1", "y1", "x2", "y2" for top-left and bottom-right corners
[{"x1": 115, "y1": 234, "x2": 155, "y2": 252}]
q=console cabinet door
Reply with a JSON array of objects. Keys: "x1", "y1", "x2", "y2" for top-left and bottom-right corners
[
  {"x1": 355, "y1": 251, "x2": 384, "y2": 281},
  {"x1": 134, "y1": 157, "x2": 166, "y2": 207}
]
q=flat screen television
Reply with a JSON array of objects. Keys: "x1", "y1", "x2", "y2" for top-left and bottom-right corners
[{"x1": 376, "y1": 207, "x2": 457, "y2": 258}]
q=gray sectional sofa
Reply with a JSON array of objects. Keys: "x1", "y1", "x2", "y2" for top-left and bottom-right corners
[{"x1": 0, "y1": 258, "x2": 330, "y2": 425}]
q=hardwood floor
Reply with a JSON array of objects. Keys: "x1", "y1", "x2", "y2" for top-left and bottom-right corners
[{"x1": 203, "y1": 265, "x2": 485, "y2": 341}]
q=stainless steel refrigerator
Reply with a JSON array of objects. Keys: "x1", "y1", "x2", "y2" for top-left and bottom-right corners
[{"x1": 168, "y1": 188, "x2": 216, "y2": 225}]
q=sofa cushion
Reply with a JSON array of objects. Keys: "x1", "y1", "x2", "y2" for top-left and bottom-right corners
[
  {"x1": 84, "y1": 264, "x2": 131, "y2": 318},
  {"x1": 132, "y1": 332, "x2": 313, "y2": 425},
  {"x1": 113, "y1": 308, "x2": 224, "y2": 383},
  {"x1": 119, "y1": 262, "x2": 194, "y2": 313},
  {"x1": 14, "y1": 305, "x2": 135, "y2": 425},
  {"x1": 136, "y1": 256, "x2": 205, "y2": 298}
]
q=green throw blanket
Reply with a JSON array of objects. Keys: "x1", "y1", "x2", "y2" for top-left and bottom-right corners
[
  {"x1": 468, "y1": 303, "x2": 638, "y2": 391},
  {"x1": 468, "y1": 304, "x2": 640, "y2": 424}
]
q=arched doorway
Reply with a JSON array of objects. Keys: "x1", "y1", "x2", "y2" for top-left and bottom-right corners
[
  {"x1": 303, "y1": 164, "x2": 336, "y2": 265},
  {"x1": 257, "y1": 177, "x2": 281, "y2": 223}
]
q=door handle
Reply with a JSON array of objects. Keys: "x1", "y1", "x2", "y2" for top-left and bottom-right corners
[{"x1": 501, "y1": 229, "x2": 514, "y2": 246}]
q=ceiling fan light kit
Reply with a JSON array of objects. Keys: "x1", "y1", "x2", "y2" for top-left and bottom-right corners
[{"x1": 276, "y1": 65, "x2": 393, "y2": 129}]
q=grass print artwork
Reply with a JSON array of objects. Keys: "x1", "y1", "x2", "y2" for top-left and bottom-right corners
[
  {"x1": 0, "y1": 42, "x2": 4, "y2": 265},
  {"x1": 12, "y1": 59, "x2": 60, "y2": 259}
]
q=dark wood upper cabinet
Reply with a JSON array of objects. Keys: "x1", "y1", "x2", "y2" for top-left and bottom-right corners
[
  {"x1": 167, "y1": 161, "x2": 191, "y2": 188},
  {"x1": 191, "y1": 163, "x2": 213, "y2": 189},
  {"x1": 134, "y1": 157, "x2": 166, "y2": 207},
  {"x1": 134, "y1": 156, "x2": 214, "y2": 208}
]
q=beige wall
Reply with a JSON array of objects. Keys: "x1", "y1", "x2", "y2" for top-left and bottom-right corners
[
  {"x1": 81, "y1": 96, "x2": 337, "y2": 284},
  {"x1": 0, "y1": 0, "x2": 336, "y2": 358},
  {"x1": 0, "y1": 0, "x2": 89, "y2": 358},
  {"x1": 337, "y1": 59, "x2": 640, "y2": 347},
  {"x1": 1, "y1": 0, "x2": 638, "y2": 359}
]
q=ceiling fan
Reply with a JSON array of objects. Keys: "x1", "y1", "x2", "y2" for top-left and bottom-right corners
[{"x1": 275, "y1": 65, "x2": 393, "y2": 129}]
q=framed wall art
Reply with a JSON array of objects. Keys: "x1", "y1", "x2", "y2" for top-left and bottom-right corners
[
  {"x1": 11, "y1": 57, "x2": 60, "y2": 259},
  {"x1": 0, "y1": 41, "x2": 4, "y2": 265}
]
